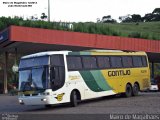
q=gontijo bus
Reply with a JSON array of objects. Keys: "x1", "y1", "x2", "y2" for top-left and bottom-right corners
[{"x1": 18, "y1": 50, "x2": 150, "y2": 107}]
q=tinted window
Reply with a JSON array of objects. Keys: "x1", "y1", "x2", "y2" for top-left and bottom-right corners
[
  {"x1": 133, "y1": 56, "x2": 143, "y2": 67},
  {"x1": 142, "y1": 56, "x2": 147, "y2": 67},
  {"x1": 50, "y1": 66, "x2": 65, "y2": 91},
  {"x1": 122, "y1": 56, "x2": 133, "y2": 68},
  {"x1": 19, "y1": 56, "x2": 49, "y2": 69},
  {"x1": 50, "y1": 55, "x2": 64, "y2": 66},
  {"x1": 97, "y1": 57, "x2": 110, "y2": 68},
  {"x1": 82, "y1": 56, "x2": 97, "y2": 69},
  {"x1": 67, "y1": 56, "x2": 82, "y2": 70},
  {"x1": 110, "y1": 56, "x2": 122, "y2": 68}
]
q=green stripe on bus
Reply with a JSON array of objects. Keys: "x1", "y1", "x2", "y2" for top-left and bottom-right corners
[
  {"x1": 68, "y1": 52, "x2": 80, "y2": 55},
  {"x1": 80, "y1": 71, "x2": 103, "y2": 92},
  {"x1": 80, "y1": 52, "x2": 91, "y2": 55},
  {"x1": 90, "y1": 70, "x2": 113, "y2": 91},
  {"x1": 68, "y1": 52, "x2": 91, "y2": 55}
]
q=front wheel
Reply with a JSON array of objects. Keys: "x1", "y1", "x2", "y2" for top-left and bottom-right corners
[
  {"x1": 45, "y1": 105, "x2": 52, "y2": 108},
  {"x1": 70, "y1": 91, "x2": 78, "y2": 107},
  {"x1": 132, "y1": 83, "x2": 139, "y2": 96},
  {"x1": 124, "y1": 84, "x2": 132, "y2": 97}
]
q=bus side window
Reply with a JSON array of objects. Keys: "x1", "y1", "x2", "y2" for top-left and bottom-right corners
[
  {"x1": 97, "y1": 56, "x2": 110, "y2": 69},
  {"x1": 82, "y1": 56, "x2": 97, "y2": 69},
  {"x1": 133, "y1": 56, "x2": 143, "y2": 67},
  {"x1": 122, "y1": 56, "x2": 133, "y2": 68},
  {"x1": 142, "y1": 56, "x2": 147, "y2": 67},
  {"x1": 67, "y1": 56, "x2": 82, "y2": 71},
  {"x1": 110, "y1": 56, "x2": 122, "y2": 68}
]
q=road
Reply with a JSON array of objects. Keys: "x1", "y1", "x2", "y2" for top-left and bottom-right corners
[{"x1": 0, "y1": 92, "x2": 159, "y2": 114}]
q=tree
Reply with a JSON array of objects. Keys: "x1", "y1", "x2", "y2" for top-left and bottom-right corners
[
  {"x1": 143, "y1": 13, "x2": 154, "y2": 22},
  {"x1": 41, "y1": 13, "x2": 47, "y2": 20},
  {"x1": 96, "y1": 18, "x2": 101, "y2": 23},
  {"x1": 131, "y1": 14, "x2": 142, "y2": 22},
  {"x1": 143, "y1": 8, "x2": 160, "y2": 22},
  {"x1": 152, "y1": 8, "x2": 160, "y2": 21},
  {"x1": 102, "y1": 15, "x2": 117, "y2": 23},
  {"x1": 119, "y1": 14, "x2": 132, "y2": 23},
  {"x1": 119, "y1": 14, "x2": 142, "y2": 23},
  {"x1": 152, "y1": 8, "x2": 160, "y2": 15}
]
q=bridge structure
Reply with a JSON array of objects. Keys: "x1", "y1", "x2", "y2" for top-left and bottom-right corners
[{"x1": 0, "y1": 25, "x2": 160, "y2": 93}]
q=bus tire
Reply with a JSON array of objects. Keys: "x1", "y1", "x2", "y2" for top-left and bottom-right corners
[
  {"x1": 70, "y1": 91, "x2": 78, "y2": 107},
  {"x1": 125, "y1": 84, "x2": 132, "y2": 97},
  {"x1": 45, "y1": 105, "x2": 52, "y2": 108},
  {"x1": 132, "y1": 83, "x2": 139, "y2": 96}
]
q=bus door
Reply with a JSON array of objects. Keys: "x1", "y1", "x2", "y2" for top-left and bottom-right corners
[{"x1": 50, "y1": 55, "x2": 65, "y2": 91}]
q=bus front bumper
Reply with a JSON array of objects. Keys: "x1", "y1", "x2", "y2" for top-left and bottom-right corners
[{"x1": 18, "y1": 95, "x2": 56, "y2": 105}]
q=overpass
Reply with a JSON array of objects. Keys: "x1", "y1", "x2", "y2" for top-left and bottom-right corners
[{"x1": 0, "y1": 25, "x2": 160, "y2": 93}]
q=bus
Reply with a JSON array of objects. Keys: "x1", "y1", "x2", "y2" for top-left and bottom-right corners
[{"x1": 18, "y1": 50, "x2": 150, "y2": 107}]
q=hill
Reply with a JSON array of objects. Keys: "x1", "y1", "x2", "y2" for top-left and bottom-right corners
[
  {"x1": 73, "y1": 22, "x2": 160, "y2": 40},
  {"x1": 104, "y1": 22, "x2": 160, "y2": 40}
]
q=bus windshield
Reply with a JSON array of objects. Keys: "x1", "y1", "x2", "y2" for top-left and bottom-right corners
[
  {"x1": 18, "y1": 54, "x2": 65, "y2": 92},
  {"x1": 19, "y1": 67, "x2": 48, "y2": 91}
]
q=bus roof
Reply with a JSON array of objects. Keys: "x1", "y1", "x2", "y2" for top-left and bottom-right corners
[
  {"x1": 68, "y1": 51, "x2": 147, "y2": 56},
  {"x1": 22, "y1": 50, "x2": 147, "y2": 59},
  {"x1": 22, "y1": 51, "x2": 70, "y2": 59}
]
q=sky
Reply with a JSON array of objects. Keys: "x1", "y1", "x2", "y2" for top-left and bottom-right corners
[{"x1": 0, "y1": 0, "x2": 160, "y2": 22}]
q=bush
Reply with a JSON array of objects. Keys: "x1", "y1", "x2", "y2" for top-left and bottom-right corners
[
  {"x1": 128, "y1": 32, "x2": 141, "y2": 38},
  {"x1": 141, "y1": 33, "x2": 149, "y2": 39}
]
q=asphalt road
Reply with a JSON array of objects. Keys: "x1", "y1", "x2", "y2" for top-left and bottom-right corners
[{"x1": 0, "y1": 92, "x2": 160, "y2": 114}]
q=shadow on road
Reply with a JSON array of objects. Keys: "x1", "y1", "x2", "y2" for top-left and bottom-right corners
[{"x1": 24, "y1": 94, "x2": 125, "y2": 112}]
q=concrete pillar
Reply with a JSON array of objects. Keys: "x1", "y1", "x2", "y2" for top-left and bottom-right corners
[
  {"x1": 14, "y1": 48, "x2": 18, "y2": 88},
  {"x1": 4, "y1": 52, "x2": 8, "y2": 94},
  {"x1": 151, "y1": 62, "x2": 154, "y2": 79}
]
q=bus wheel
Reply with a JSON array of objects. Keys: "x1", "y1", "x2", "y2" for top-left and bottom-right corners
[
  {"x1": 132, "y1": 83, "x2": 139, "y2": 96},
  {"x1": 125, "y1": 84, "x2": 132, "y2": 97},
  {"x1": 45, "y1": 105, "x2": 52, "y2": 108},
  {"x1": 70, "y1": 91, "x2": 78, "y2": 107}
]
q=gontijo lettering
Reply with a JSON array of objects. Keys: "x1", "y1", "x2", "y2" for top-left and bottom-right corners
[{"x1": 108, "y1": 70, "x2": 131, "y2": 77}]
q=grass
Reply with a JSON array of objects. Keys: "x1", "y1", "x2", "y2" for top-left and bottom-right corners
[
  {"x1": 106, "y1": 22, "x2": 160, "y2": 40},
  {"x1": 0, "y1": 17, "x2": 160, "y2": 40},
  {"x1": 75, "y1": 22, "x2": 160, "y2": 40}
]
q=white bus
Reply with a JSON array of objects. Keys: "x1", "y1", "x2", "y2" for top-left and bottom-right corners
[{"x1": 18, "y1": 50, "x2": 150, "y2": 107}]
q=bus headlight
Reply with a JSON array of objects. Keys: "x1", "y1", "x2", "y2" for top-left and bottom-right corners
[
  {"x1": 41, "y1": 98, "x2": 47, "y2": 102},
  {"x1": 19, "y1": 99, "x2": 24, "y2": 104}
]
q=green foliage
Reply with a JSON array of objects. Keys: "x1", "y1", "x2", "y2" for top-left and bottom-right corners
[
  {"x1": 107, "y1": 22, "x2": 160, "y2": 40},
  {"x1": 141, "y1": 33, "x2": 149, "y2": 39},
  {"x1": 73, "y1": 22, "x2": 119, "y2": 36},
  {"x1": 0, "y1": 17, "x2": 160, "y2": 40},
  {"x1": 128, "y1": 32, "x2": 141, "y2": 38},
  {"x1": 128, "y1": 32, "x2": 150, "y2": 39},
  {"x1": 119, "y1": 8, "x2": 160, "y2": 23}
]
